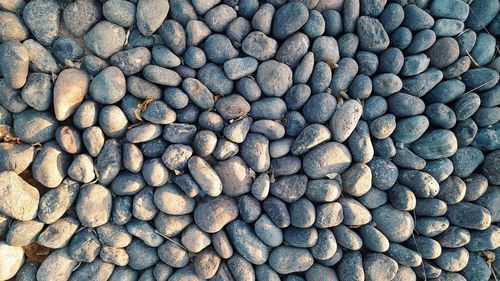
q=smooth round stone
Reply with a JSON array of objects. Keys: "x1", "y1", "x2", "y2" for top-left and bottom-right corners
[
  {"x1": 203, "y1": 34, "x2": 239, "y2": 64},
  {"x1": 68, "y1": 154, "x2": 95, "y2": 183},
  {"x1": 338, "y1": 197, "x2": 372, "y2": 226},
  {"x1": 386, "y1": 243, "x2": 422, "y2": 268},
  {"x1": 72, "y1": 100, "x2": 99, "y2": 130},
  {"x1": 52, "y1": 69, "x2": 91, "y2": 122},
  {"x1": 227, "y1": 220, "x2": 269, "y2": 265},
  {"x1": 194, "y1": 195, "x2": 238, "y2": 233},
  {"x1": 37, "y1": 248, "x2": 78, "y2": 281},
  {"x1": 427, "y1": 37, "x2": 460, "y2": 68},
  {"x1": 0, "y1": 143, "x2": 35, "y2": 174},
  {"x1": 37, "y1": 217, "x2": 79, "y2": 249},
  {"x1": 15, "y1": 263, "x2": 39, "y2": 281},
  {"x1": 363, "y1": 253, "x2": 398, "y2": 281},
  {"x1": 0, "y1": 171, "x2": 39, "y2": 221},
  {"x1": 303, "y1": 142, "x2": 352, "y2": 179},
  {"x1": 54, "y1": 126, "x2": 81, "y2": 154},
  {"x1": 141, "y1": 101, "x2": 176, "y2": 125},
  {"x1": 465, "y1": 0, "x2": 500, "y2": 32},
  {"x1": 315, "y1": 202, "x2": 343, "y2": 228},
  {"x1": 341, "y1": 163, "x2": 372, "y2": 196},
  {"x1": 0, "y1": 11, "x2": 29, "y2": 42},
  {"x1": 329, "y1": 100, "x2": 363, "y2": 142},
  {"x1": 302, "y1": 93, "x2": 336, "y2": 123},
  {"x1": 305, "y1": 179, "x2": 341, "y2": 203},
  {"x1": 435, "y1": 247, "x2": 469, "y2": 272},
  {"x1": 270, "y1": 175, "x2": 307, "y2": 203},
  {"x1": 289, "y1": 198, "x2": 316, "y2": 228},
  {"x1": 77, "y1": 184, "x2": 112, "y2": 227},
  {"x1": 272, "y1": 2, "x2": 309, "y2": 40},
  {"x1": 103, "y1": 0, "x2": 136, "y2": 27},
  {"x1": 22, "y1": 39, "x2": 59, "y2": 74},
  {"x1": 222, "y1": 57, "x2": 257, "y2": 80},
  {"x1": 84, "y1": 21, "x2": 126, "y2": 59},
  {"x1": 62, "y1": 0, "x2": 101, "y2": 37},
  {"x1": 215, "y1": 94, "x2": 251, "y2": 121},
  {"x1": 275, "y1": 33, "x2": 310, "y2": 68},
  {"x1": 269, "y1": 246, "x2": 314, "y2": 274},
  {"x1": 154, "y1": 184, "x2": 195, "y2": 215},
  {"x1": 332, "y1": 225, "x2": 362, "y2": 250},
  {"x1": 372, "y1": 204, "x2": 414, "y2": 242},
  {"x1": 22, "y1": 0, "x2": 60, "y2": 45},
  {"x1": 357, "y1": 16, "x2": 389, "y2": 52},
  {"x1": 136, "y1": 0, "x2": 169, "y2": 36},
  {"x1": 68, "y1": 228, "x2": 101, "y2": 262},
  {"x1": 82, "y1": 126, "x2": 105, "y2": 157},
  {"x1": 98, "y1": 105, "x2": 128, "y2": 138},
  {"x1": 188, "y1": 156, "x2": 222, "y2": 196},
  {"x1": 126, "y1": 239, "x2": 160, "y2": 270},
  {"x1": 411, "y1": 129, "x2": 458, "y2": 160},
  {"x1": 110, "y1": 47, "x2": 151, "y2": 76},
  {"x1": 446, "y1": 202, "x2": 491, "y2": 230},
  {"x1": 214, "y1": 157, "x2": 253, "y2": 196},
  {"x1": 240, "y1": 133, "x2": 271, "y2": 173},
  {"x1": 358, "y1": 224, "x2": 389, "y2": 253},
  {"x1": 21, "y1": 72, "x2": 52, "y2": 111},
  {"x1": 32, "y1": 141, "x2": 72, "y2": 188},
  {"x1": 433, "y1": 19, "x2": 464, "y2": 37},
  {"x1": 1, "y1": 41, "x2": 29, "y2": 90},
  {"x1": 256, "y1": 60, "x2": 293, "y2": 97},
  {"x1": 291, "y1": 124, "x2": 331, "y2": 155},
  {"x1": 255, "y1": 214, "x2": 283, "y2": 247}
]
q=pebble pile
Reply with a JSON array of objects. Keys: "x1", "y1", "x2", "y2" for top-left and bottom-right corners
[{"x1": 0, "y1": 0, "x2": 499, "y2": 280}]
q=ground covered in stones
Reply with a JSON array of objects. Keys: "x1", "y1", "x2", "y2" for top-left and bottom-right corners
[{"x1": 0, "y1": 0, "x2": 499, "y2": 280}]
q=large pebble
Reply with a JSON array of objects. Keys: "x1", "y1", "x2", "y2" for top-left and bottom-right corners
[
  {"x1": 136, "y1": 0, "x2": 169, "y2": 36},
  {"x1": 272, "y1": 2, "x2": 309, "y2": 40},
  {"x1": 1, "y1": 41, "x2": 29, "y2": 89},
  {"x1": 226, "y1": 220, "x2": 269, "y2": 265},
  {"x1": 372, "y1": 204, "x2": 414, "y2": 242},
  {"x1": 77, "y1": 184, "x2": 112, "y2": 227},
  {"x1": 357, "y1": 16, "x2": 389, "y2": 52},
  {"x1": 22, "y1": 0, "x2": 60, "y2": 45},
  {"x1": 194, "y1": 195, "x2": 239, "y2": 233},
  {"x1": 0, "y1": 171, "x2": 39, "y2": 221},
  {"x1": 303, "y1": 142, "x2": 352, "y2": 179},
  {"x1": 188, "y1": 156, "x2": 222, "y2": 197},
  {"x1": 32, "y1": 141, "x2": 72, "y2": 188},
  {"x1": 84, "y1": 21, "x2": 126, "y2": 59},
  {"x1": 53, "y1": 69, "x2": 90, "y2": 121},
  {"x1": 36, "y1": 248, "x2": 78, "y2": 281},
  {"x1": 269, "y1": 246, "x2": 314, "y2": 274}
]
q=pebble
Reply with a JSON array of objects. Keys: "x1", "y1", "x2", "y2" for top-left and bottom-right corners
[
  {"x1": 303, "y1": 142, "x2": 352, "y2": 179},
  {"x1": 37, "y1": 216, "x2": 79, "y2": 249},
  {"x1": 0, "y1": 41, "x2": 29, "y2": 90},
  {"x1": 372, "y1": 204, "x2": 414, "y2": 242},
  {"x1": 269, "y1": 246, "x2": 314, "y2": 274},
  {"x1": 22, "y1": 0, "x2": 60, "y2": 46},
  {"x1": 194, "y1": 195, "x2": 238, "y2": 233},
  {"x1": 136, "y1": 0, "x2": 169, "y2": 36},
  {"x1": 84, "y1": 21, "x2": 126, "y2": 59},
  {"x1": 63, "y1": 0, "x2": 102, "y2": 37},
  {"x1": 256, "y1": 60, "x2": 293, "y2": 97},
  {"x1": 357, "y1": 16, "x2": 389, "y2": 53},
  {"x1": 103, "y1": 0, "x2": 136, "y2": 27},
  {"x1": 0, "y1": 11, "x2": 29, "y2": 42},
  {"x1": 0, "y1": 0, "x2": 497, "y2": 279},
  {"x1": 0, "y1": 143, "x2": 35, "y2": 174},
  {"x1": 53, "y1": 69, "x2": 90, "y2": 121},
  {"x1": 36, "y1": 247, "x2": 78, "y2": 281}
]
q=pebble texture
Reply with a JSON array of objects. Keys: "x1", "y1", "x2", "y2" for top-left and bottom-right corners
[{"x1": 0, "y1": 0, "x2": 498, "y2": 280}]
